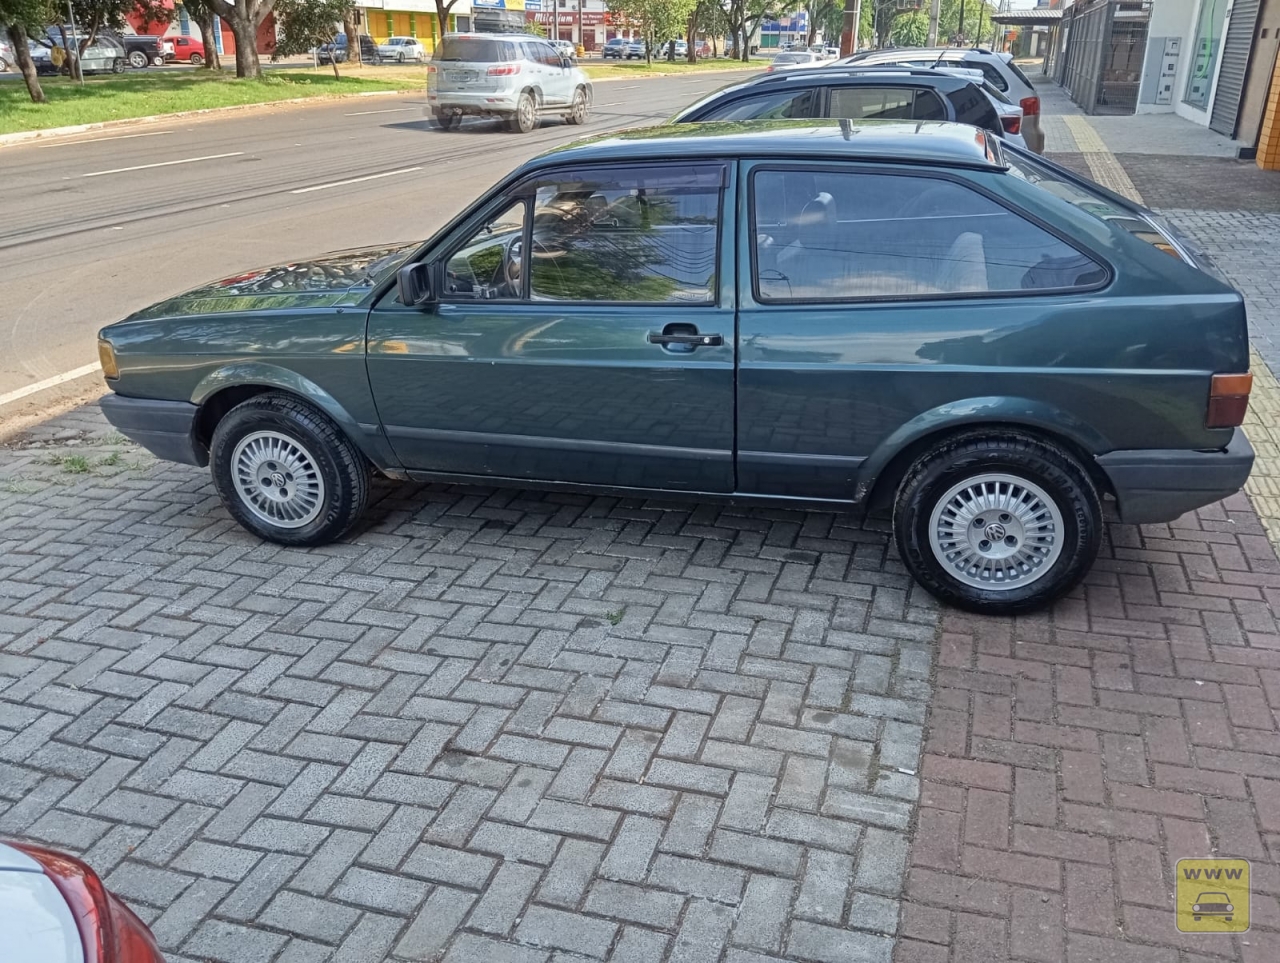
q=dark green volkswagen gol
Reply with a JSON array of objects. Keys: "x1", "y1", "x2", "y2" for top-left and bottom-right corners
[{"x1": 98, "y1": 121, "x2": 1255, "y2": 614}]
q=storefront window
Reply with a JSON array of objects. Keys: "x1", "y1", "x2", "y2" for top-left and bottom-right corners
[{"x1": 1184, "y1": 0, "x2": 1227, "y2": 109}]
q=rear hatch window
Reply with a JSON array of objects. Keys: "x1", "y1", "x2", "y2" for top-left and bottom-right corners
[
  {"x1": 1004, "y1": 150, "x2": 1203, "y2": 267},
  {"x1": 1005, "y1": 59, "x2": 1037, "y2": 89},
  {"x1": 434, "y1": 37, "x2": 508, "y2": 62}
]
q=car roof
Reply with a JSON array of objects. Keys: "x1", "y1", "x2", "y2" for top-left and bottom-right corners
[
  {"x1": 741, "y1": 66, "x2": 976, "y2": 91},
  {"x1": 443, "y1": 32, "x2": 550, "y2": 42},
  {"x1": 521, "y1": 120, "x2": 1001, "y2": 174}
]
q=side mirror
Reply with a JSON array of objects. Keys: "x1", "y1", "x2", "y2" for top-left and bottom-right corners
[{"x1": 397, "y1": 262, "x2": 434, "y2": 307}]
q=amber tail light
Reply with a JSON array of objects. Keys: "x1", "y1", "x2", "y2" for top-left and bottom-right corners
[
  {"x1": 10, "y1": 841, "x2": 165, "y2": 963},
  {"x1": 1207, "y1": 372, "x2": 1252, "y2": 428}
]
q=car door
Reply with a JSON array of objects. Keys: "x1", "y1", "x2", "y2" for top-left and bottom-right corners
[
  {"x1": 366, "y1": 161, "x2": 737, "y2": 492},
  {"x1": 537, "y1": 41, "x2": 571, "y2": 104},
  {"x1": 736, "y1": 161, "x2": 1109, "y2": 500}
]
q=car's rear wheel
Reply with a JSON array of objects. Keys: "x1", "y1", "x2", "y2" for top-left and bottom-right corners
[
  {"x1": 152, "y1": 55, "x2": 164, "y2": 66},
  {"x1": 128, "y1": 50, "x2": 147, "y2": 68},
  {"x1": 190, "y1": 53, "x2": 203, "y2": 66},
  {"x1": 210, "y1": 393, "x2": 369, "y2": 547},
  {"x1": 893, "y1": 431, "x2": 1101, "y2": 615},
  {"x1": 434, "y1": 111, "x2": 460, "y2": 130},
  {"x1": 567, "y1": 86, "x2": 588, "y2": 125},
  {"x1": 397, "y1": 51, "x2": 405, "y2": 62},
  {"x1": 510, "y1": 91, "x2": 537, "y2": 133},
  {"x1": 112, "y1": 58, "x2": 127, "y2": 73}
]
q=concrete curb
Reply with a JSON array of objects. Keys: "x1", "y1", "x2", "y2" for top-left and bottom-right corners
[{"x1": 0, "y1": 64, "x2": 760, "y2": 148}]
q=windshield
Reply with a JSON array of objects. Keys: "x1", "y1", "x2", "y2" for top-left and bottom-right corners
[
  {"x1": 773, "y1": 53, "x2": 808, "y2": 64},
  {"x1": 433, "y1": 37, "x2": 506, "y2": 62}
]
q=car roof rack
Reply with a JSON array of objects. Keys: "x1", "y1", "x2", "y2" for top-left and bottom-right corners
[{"x1": 752, "y1": 64, "x2": 972, "y2": 84}]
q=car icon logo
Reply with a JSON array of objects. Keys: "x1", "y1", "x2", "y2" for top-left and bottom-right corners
[{"x1": 1192, "y1": 892, "x2": 1234, "y2": 921}]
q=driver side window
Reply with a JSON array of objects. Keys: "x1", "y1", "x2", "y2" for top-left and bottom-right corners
[{"x1": 443, "y1": 200, "x2": 527, "y2": 301}]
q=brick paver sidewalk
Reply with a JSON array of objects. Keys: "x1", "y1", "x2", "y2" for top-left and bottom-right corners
[
  {"x1": 1, "y1": 79, "x2": 1279, "y2": 963},
  {"x1": 895, "y1": 85, "x2": 1280, "y2": 963}
]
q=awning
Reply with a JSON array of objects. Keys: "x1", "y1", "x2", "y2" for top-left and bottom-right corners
[{"x1": 992, "y1": 9, "x2": 1064, "y2": 24}]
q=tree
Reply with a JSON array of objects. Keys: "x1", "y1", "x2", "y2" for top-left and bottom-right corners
[
  {"x1": 609, "y1": 0, "x2": 696, "y2": 65},
  {"x1": 182, "y1": 0, "x2": 221, "y2": 69},
  {"x1": 432, "y1": 0, "x2": 461, "y2": 47},
  {"x1": 890, "y1": 8, "x2": 927, "y2": 46},
  {"x1": 207, "y1": 0, "x2": 276, "y2": 77},
  {"x1": 805, "y1": 0, "x2": 834, "y2": 44},
  {"x1": 274, "y1": 0, "x2": 351, "y2": 77},
  {"x1": 1, "y1": 0, "x2": 49, "y2": 102}
]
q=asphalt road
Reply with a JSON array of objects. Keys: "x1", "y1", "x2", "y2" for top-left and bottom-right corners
[{"x1": 0, "y1": 69, "x2": 754, "y2": 411}]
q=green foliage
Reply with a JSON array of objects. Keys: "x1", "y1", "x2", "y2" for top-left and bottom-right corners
[
  {"x1": 611, "y1": 0, "x2": 697, "y2": 60},
  {"x1": 274, "y1": 0, "x2": 352, "y2": 58},
  {"x1": 0, "y1": 0, "x2": 52, "y2": 32},
  {"x1": 890, "y1": 8, "x2": 927, "y2": 46}
]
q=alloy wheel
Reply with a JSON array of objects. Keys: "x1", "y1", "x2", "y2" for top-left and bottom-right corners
[{"x1": 231, "y1": 430, "x2": 326, "y2": 529}]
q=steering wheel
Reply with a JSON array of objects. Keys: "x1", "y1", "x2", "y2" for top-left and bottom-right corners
[{"x1": 502, "y1": 236, "x2": 523, "y2": 296}]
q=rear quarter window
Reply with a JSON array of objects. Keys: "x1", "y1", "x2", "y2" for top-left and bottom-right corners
[{"x1": 967, "y1": 60, "x2": 1008, "y2": 91}]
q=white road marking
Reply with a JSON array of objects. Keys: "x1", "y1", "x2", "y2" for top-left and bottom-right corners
[
  {"x1": 594, "y1": 102, "x2": 624, "y2": 107},
  {"x1": 0, "y1": 364, "x2": 101, "y2": 408},
  {"x1": 618, "y1": 85, "x2": 640, "y2": 89},
  {"x1": 39, "y1": 130, "x2": 174, "y2": 148},
  {"x1": 83, "y1": 152, "x2": 244, "y2": 177},
  {"x1": 290, "y1": 166, "x2": 423, "y2": 194},
  {"x1": 344, "y1": 106, "x2": 418, "y2": 116}
]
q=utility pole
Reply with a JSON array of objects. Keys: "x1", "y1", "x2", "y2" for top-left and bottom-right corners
[
  {"x1": 957, "y1": 0, "x2": 966, "y2": 45},
  {"x1": 927, "y1": 0, "x2": 941, "y2": 46},
  {"x1": 840, "y1": 0, "x2": 861, "y2": 56}
]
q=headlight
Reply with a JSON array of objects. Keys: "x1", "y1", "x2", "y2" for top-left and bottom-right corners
[{"x1": 98, "y1": 339, "x2": 119, "y2": 380}]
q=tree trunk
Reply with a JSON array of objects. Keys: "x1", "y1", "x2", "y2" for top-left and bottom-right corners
[
  {"x1": 192, "y1": 10, "x2": 222, "y2": 69},
  {"x1": 343, "y1": 13, "x2": 360, "y2": 65},
  {"x1": 6, "y1": 25, "x2": 45, "y2": 103},
  {"x1": 230, "y1": 17, "x2": 261, "y2": 78}
]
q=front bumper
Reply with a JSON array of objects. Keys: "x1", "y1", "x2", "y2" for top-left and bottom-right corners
[
  {"x1": 100, "y1": 393, "x2": 207, "y2": 468},
  {"x1": 1096, "y1": 428, "x2": 1254, "y2": 524}
]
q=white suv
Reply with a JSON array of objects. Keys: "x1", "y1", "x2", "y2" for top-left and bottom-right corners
[
  {"x1": 837, "y1": 47, "x2": 1045, "y2": 153},
  {"x1": 429, "y1": 33, "x2": 593, "y2": 133}
]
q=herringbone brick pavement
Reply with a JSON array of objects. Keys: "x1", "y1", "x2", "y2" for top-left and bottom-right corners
[
  {"x1": 902, "y1": 496, "x2": 1280, "y2": 963},
  {"x1": 0, "y1": 409, "x2": 935, "y2": 963}
]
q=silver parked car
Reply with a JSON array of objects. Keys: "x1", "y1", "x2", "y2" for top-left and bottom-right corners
[
  {"x1": 428, "y1": 32, "x2": 593, "y2": 133},
  {"x1": 377, "y1": 36, "x2": 426, "y2": 62},
  {"x1": 838, "y1": 46, "x2": 1045, "y2": 153}
]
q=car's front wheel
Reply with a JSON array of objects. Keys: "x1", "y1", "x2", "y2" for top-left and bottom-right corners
[
  {"x1": 210, "y1": 393, "x2": 369, "y2": 547},
  {"x1": 893, "y1": 431, "x2": 1101, "y2": 615}
]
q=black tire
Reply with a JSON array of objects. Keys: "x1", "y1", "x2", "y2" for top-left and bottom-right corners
[
  {"x1": 510, "y1": 91, "x2": 536, "y2": 133},
  {"x1": 112, "y1": 58, "x2": 127, "y2": 73},
  {"x1": 190, "y1": 53, "x2": 203, "y2": 66},
  {"x1": 397, "y1": 51, "x2": 405, "y2": 62},
  {"x1": 128, "y1": 50, "x2": 147, "y2": 68},
  {"x1": 566, "y1": 86, "x2": 588, "y2": 125},
  {"x1": 892, "y1": 431, "x2": 1101, "y2": 615},
  {"x1": 152, "y1": 55, "x2": 165, "y2": 66},
  {"x1": 210, "y1": 393, "x2": 369, "y2": 547},
  {"x1": 433, "y1": 111, "x2": 460, "y2": 130}
]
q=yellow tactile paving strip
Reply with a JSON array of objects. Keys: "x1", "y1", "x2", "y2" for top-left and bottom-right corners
[{"x1": 1063, "y1": 113, "x2": 1280, "y2": 544}]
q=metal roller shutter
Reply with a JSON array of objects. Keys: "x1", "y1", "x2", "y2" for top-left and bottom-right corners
[{"x1": 1210, "y1": 0, "x2": 1262, "y2": 136}]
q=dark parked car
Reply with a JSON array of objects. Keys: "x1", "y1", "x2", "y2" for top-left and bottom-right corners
[
  {"x1": 109, "y1": 31, "x2": 171, "y2": 68},
  {"x1": 97, "y1": 121, "x2": 1254, "y2": 613},
  {"x1": 672, "y1": 66, "x2": 1006, "y2": 142},
  {"x1": 318, "y1": 33, "x2": 381, "y2": 64}
]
